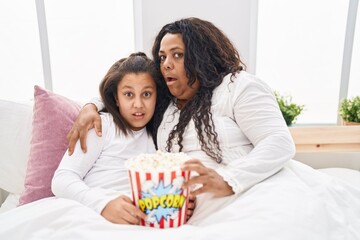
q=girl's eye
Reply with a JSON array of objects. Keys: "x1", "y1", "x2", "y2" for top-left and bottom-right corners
[
  {"x1": 124, "y1": 92, "x2": 133, "y2": 97},
  {"x1": 159, "y1": 55, "x2": 166, "y2": 62},
  {"x1": 143, "y1": 92, "x2": 152, "y2": 98}
]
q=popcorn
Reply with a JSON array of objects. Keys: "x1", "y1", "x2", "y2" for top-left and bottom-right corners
[
  {"x1": 126, "y1": 150, "x2": 191, "y2": 228},
  {"x1": 126, "y1": 151, "x2": 190, "y2": 172}
]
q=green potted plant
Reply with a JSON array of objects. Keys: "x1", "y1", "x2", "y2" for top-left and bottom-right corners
[
  {"x1": 339, "y1": 96, "x2": 360, "y2": 125},
  {"x1": 275, "y1": 91, "x2": 304, "y2": 126}
]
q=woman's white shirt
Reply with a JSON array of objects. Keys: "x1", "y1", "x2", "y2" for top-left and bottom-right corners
[
  {"x1": 52, "y1": 113, "x2": 156, "y2": 213},
  {"x1": 157, "y1": 71, "x2": 295, "y2": 194}
]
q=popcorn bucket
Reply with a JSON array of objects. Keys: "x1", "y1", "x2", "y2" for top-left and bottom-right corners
[{"x1": 126, "y1": 152, "x2": 191, "y2": 228}]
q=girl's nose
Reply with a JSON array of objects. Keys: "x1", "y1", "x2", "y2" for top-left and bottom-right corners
[{"x1": 133, "y1": 96, "x2": 143, "y2": 108}]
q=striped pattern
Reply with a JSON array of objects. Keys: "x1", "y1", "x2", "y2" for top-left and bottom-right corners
[{"x1": 128, "y1": 169, "x2": 190, "y2": 228}]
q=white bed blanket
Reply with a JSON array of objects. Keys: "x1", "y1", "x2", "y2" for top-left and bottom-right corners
[{"x1": 1, "y1": 160, "x2": 359, "y2": 240}]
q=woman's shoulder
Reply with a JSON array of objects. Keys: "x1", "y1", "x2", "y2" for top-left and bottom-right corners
[
  {"x1": 225, "y1": 71, "x2": 273, "y2": 93},
  {"x1": 227, "y1": 71, "x2": 263, "y2": 84},
  {"x1": 212, "y1": 71, "x2": 274, "y2": 108}
]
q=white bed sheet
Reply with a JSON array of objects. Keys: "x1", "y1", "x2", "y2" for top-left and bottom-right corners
[
  {"x1": 318, "y1": 168, "x2": 360, "y2": 186},
  {"x1": 1, "y1": 160, "x2": 359, "y2": 240}
]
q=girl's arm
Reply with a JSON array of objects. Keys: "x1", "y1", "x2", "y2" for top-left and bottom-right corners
[
  {"x1": 52, "y1": 129, "x2": 113, "y2": 213},
  {"x1": 53, "y1": 119, "x2": 146, "y2": 224}
]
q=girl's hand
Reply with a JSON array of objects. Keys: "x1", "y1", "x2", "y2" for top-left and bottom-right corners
[
  {"x1": 67, "y1": 103, "x2": 102, "y2": 155},
  {"x1": 182, "y1": 159, "x2": 234, "y2": 197},
  {"x1": 101, "y1": 195, "x2": 147, "y2": 225}
]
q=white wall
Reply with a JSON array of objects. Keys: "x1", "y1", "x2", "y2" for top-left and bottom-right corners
[
  {"x1": 132, "y1": 1, "x2": 360, "y2": 168},
  {"x1": 134, "y1": 0, "x2": 256, "y2": 73}
]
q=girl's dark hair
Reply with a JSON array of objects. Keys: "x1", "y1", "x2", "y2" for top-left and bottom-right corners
[
  {"x1": 99, "y1": 52, "x2": 167, "y2": 142},
  {"x1": 152, "y1": 17, "x2": 246, "y2": 163}
]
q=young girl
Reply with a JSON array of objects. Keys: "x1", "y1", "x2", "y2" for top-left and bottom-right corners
[{"x1": 52, "y1": 52, "x2": 164, "y2": 225}]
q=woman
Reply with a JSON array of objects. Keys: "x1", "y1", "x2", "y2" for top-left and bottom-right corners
[{"x1": 67, "y1": 17, "x2": 359, "y2": 234}]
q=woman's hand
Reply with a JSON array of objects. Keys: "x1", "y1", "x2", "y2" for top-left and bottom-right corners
[
  {"x1": 101, "y1": 195, "x2": 147, "y2": 225},
  {"x1": 182, "y1": 160, "x2": 234, "y2": 198},
  {"x1": 67, "y1": 103, "x2": 102, "y2": 155},
  {"x1": 186, "y1": 193, "x2": 196, "y2": 221}
]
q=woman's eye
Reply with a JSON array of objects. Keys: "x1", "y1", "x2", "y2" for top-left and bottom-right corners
[
  {"x1": 174, "y1": 52, "x2": 183, "y2": 58},
  {"x1": 159, "y1": 55, "x2": 166, "y2": 62}
]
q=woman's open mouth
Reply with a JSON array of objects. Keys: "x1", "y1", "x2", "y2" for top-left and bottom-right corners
[{"x1": 166, "y1": 77, "x2": 177, "y2": 85}]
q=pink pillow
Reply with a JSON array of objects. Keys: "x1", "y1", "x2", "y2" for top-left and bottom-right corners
[{"x1": 19, "y1": 85, "x2": 81, "y2": 205}]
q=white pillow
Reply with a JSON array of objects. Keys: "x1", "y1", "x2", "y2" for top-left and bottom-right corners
[
  {"x1": 0, "y1": 100, "x2": 33, "y2": 194},
  {"x1": 0, "y1": 193, "x2": 20, "y2": 213}
]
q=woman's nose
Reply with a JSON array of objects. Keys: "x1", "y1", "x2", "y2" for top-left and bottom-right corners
[{"x1": 163, "y1": 57, "x2": 173, "y2": 70}]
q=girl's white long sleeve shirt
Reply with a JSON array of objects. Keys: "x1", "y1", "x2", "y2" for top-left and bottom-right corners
[{"x1": 52, "y1": 113, "x2": 156, "y2": 213}]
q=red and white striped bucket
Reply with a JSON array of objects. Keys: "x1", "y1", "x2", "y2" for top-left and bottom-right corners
[{"x1": 128, "y1": 168, "x2": 190, "y2": 228}]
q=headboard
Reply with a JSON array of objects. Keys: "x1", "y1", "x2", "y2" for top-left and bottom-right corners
[
  {"x1": 289, "y1": 126, "x2": 360, "y2": 153},
  {"x1": 289, "y1": 126, "x2": 360, "y2": 170}
]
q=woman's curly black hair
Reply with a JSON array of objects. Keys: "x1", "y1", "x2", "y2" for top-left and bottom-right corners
[{"x1": 152, "y1": 17, "x2": 246, "y2": 163}]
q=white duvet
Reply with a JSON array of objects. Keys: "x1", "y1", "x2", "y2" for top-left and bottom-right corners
[{"x1": 1, "y1": 160, "x2": 359, "y2": 240}]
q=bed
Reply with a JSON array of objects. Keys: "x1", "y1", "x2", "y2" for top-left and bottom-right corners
[{"x1": 0, "y1": 95, "x2": 359, "y2": 240}]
